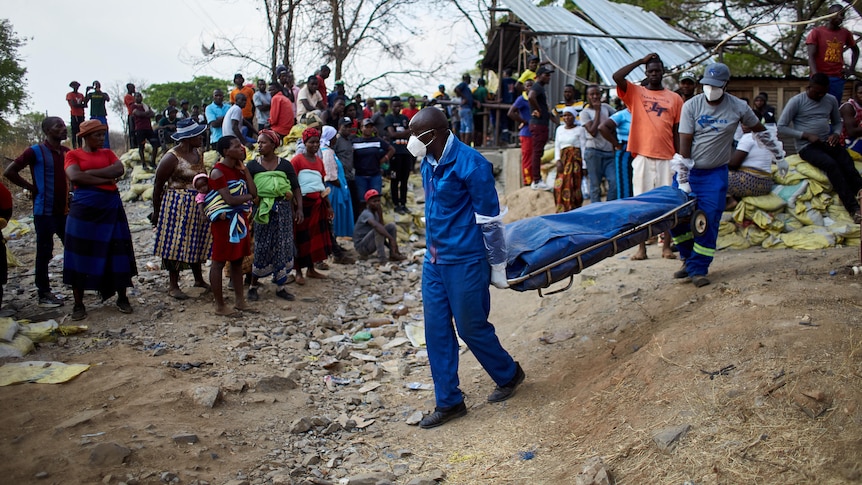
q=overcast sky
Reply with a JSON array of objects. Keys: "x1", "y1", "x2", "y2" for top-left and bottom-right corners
[{"x1": 5, "y1": 0, "x2": 479, "y2": 130}]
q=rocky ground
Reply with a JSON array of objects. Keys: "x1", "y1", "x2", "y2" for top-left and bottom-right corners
[{"x1": 1, "y1": 184, "x2": 861, "y2": 485}]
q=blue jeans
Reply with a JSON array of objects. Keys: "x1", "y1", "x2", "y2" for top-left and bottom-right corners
[
  {"x1": 828, "y1": 76, "x2": 845, "y2": 103},
  {"x1": 355, "y1": 174, "x2": 383, "y2": 200},
  {"x1": 671, "y1": 166, "x2": 727, "y2": 277},
  {"x1": 585, "y1": 148, "x2": 617, "y2": 202},
  {"x1": 459, "y1": 108, "x2": 474, "y2": 133},
  {"x1": 422, "y1": 258, "x2": 517, "y2": 408}
]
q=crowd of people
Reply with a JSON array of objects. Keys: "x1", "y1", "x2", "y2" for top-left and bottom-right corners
[{"x1": 1, "y1": 3, "x2": 858, "y2": 430}]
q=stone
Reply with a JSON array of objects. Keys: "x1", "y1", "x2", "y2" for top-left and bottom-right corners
[
  {"x1": 405, "y1": 411, "x2": 423, "y2": 425},
  {"x1": 172, "y1": 433, "x2": 199, "y2": 444},
  {"x1": 34, "y1": 471, "x2": 49, "y2": 479},
  {"x1": 191, "y1": 386, "x2": 220, "y2": 408},
  {"x1": 160, "y1": 471, "x2": 178, "y2": 482},
  {"x1": 346, "y1": 472, "x2": 397, "y2": 485},
  {"x1": 652, "y1": 424, "x2": 691, "y2": 452},
  {"x1": 227, "y1": 326, "x2": 246, "y2": 338},
  {"x1": 301, "y1": 454, "x2": 321, "y2": 466},
  {"x1": 574, "y1": 456, "x2": 612, "y2": 485},
  {"x1": 407, "y1": 479, "x2": 437, "y2": 485},
  {"x1": 223, "y1": 481, "x2": 250, "y2": 485},
  {"x1": 221, "y1": 376, "x2": 247, "y2": 393},
  {"x1": 321, "y1": 422, "x2": 343, "y2": 435},
  {"x1": 255, "y1": 375, "x2": 297, "y2": 392},
  {"x1": 290, "y1": 417, "x2": 313, "y2": 434},
  {"x1": 89, "y1": 442, "x2": 131, "y2": 466},
  {"x1": 55, "y1": 409, "x2": 103, "y2": 430}
]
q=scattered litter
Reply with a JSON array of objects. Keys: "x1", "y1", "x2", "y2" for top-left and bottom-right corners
[
  {"x1": 352, "y1": 331, "x2": 372, "y2": 342},
  {"x1": 519, "y1": 450, "x2": 535, "y2": 460},
  {"x1": 405, "y1": 382, "x2": 433, "y2": 391},
  {"x1": 700, "y1": 365, "x2": 735, "y2": 380}
]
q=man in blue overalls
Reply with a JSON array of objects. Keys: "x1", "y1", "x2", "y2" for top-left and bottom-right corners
[{"x1": 408, "y1": 107, "x2": 525, "y2": 429}]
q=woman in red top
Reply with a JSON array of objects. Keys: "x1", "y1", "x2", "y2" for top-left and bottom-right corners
[
  {"x1": 291, "y1": 127, "x2": 333, "y2": 285},
  {"x1": 64, "y1": 120, "x2": 137, "y2": 321},
  {"x1": 209, "y1": 136, "x2": 257, "y2": 316}
]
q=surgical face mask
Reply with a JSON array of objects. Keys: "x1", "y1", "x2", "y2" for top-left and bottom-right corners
[
  {"x1": 407, "y1": 129, "x2": 434, "y2": 159},
  {"x1": 703, "y1": 85, "x2": 724, "y2": 102}
]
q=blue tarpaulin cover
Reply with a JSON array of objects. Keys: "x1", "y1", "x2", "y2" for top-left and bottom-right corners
[{"x1": 505, "y1": 186, "x2": 693, "y2": 291}]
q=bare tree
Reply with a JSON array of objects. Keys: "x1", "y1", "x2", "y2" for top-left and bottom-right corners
[{"x1": 263, "y1": 0, "x2": 303, "y2": 75}]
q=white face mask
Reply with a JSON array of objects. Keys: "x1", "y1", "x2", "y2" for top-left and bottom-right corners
[
  {"x1": 407, "y1": 129, "x2": 434, "y2": 160},
  {"x1": 703, "y1": 85, "x2": 724, "y2": 102}
]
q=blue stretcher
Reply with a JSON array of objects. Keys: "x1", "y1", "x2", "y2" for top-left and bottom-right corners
[{"x1": 505, "y1": 186, "x2": 703, "y2": 295}]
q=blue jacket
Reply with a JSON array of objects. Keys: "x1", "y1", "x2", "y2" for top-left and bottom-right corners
[{"x1": 421, "y1": 133, "x2": 500, "y2": 264}]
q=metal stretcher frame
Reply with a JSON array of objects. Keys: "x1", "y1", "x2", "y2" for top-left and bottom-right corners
[{"x1": 506, "y1": 198, "x2": 701, "y2": 297}]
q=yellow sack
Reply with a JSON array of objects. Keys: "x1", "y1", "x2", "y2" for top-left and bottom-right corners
[
  {"x1": 141, "y1": 186, "x2": 154, "y2": 201},
  {"x1": 742, "y1": 193, "x2": 786, "y2": 212},
  {"x1": 2, "y1": 219, "x2": 30, "y2": 240},
  {"x1": 780, "y1": 225, "x2": 836, "y2": 249},
  {"x1": 18, "y1": 320, "x2": 88, "y2": 343},
  {"x1": 795, "y1": 162, "x2": 831, "y2": 187},
  {"x1": 0, "y1": 334, "x2": 34, "y2": 358},
  {"x1": 203, "y1": 150, "x2": 220, "y2": 170},
  {"x1": 717, "y1": 231, "x2": 750, "y2": 250},
  {"x1": 761, "y1": 233, "x2": 786, "y2": 248},
  {"x1": 0, "y1": 361, "x2": 91, "y2": 385},
  {"x1": 742, "y1": 225, "x2": 769, "y2": 245}
]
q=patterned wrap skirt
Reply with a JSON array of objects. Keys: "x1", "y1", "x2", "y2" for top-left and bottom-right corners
[
  {"x1": 64, "y1": 187, "x2": 138, "y2": 298},
  {"x1": 154, "y1": 189, "x2": 211, "y2": 271},
  {"x1": 294, "y1": 195, "x2": 332, "y2": 269},
  {"x1": 252, "y1": 199, "x2": 295, "y2": 284},
  {"x1": 727, "y1": 167, "x2": 773, "y2": 199},
  {"x1": 554, "y1": 146, "x2": 584, "y2": 213}
]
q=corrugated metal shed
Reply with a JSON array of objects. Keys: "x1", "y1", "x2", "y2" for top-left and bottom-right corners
[{"x1": 497, "y1": 0, "x2": 709, "y2": 87}]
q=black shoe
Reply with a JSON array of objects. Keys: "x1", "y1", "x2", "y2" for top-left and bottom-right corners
[
  {"x1": 117, "y1": 298, "x2": 133, "y2": 314},
  {"x1": 71, "y1": 304, "x2": 87, "y2": 321},
  {"x1": 247, "y1": 287, "x2": 260, "y2": 302},
  {"x1": 419, "y1": 401, "x2": 467, "y2": 429},
  {"x1": 38, "y1": 292, "x2": 64, "y2": 308},
  {"x1": 333, "y1": 255, "x2": 356, "y2": 265},
  {"x1": 691, "y1": 275, "x2": 711, "y2": 287},
  {"x1": 673, "y1": 266, "x2": 689, "y2": 279},
  {"x1": 487, "y1": 363, "x2": 525, "y2": 403},
  {"x1": 275, "y1": 288, "x2": 295, "y2": 301}
]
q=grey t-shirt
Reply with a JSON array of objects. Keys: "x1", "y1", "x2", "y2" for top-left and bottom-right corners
[
  {"x1": 353, "y1": 209, "x2": 376, "y2": 243},
  {"x1": 253, "y1": 91, "x2": 272, "y2": 126},
  {"x1": 680, "y1": 94, "x2": 759, "y2": 170},
  {"x1": 777, "y1": 91, "x2": 842, "y2": 153},
  {"x1": 580, "y1": 103, "x2": 616, "y2": 152}
]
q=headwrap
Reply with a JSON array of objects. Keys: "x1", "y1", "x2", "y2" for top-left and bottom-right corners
[
  {"x1": 192, "y1": 173, "x2": 208, "y2": 187},
  {"x1": 320, "y1": 126, "x2": 337, "y2": 147},
  {"x1": 302, "y1": 127, "x2": 321, "y2": 143},
  {"x1": 562, "y1": 106, "x2": 580, "y2": 118},
  {"x1": 259, "y1": 128, "x2": 281, "y2": 146}
]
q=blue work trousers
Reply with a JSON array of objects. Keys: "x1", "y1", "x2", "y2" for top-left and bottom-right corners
[
  {"x1": 422, "y1": 258, "x2": 517, "y2": 408},
  {"x1": 671, "y1": 165, "x2": 727, "y2": 277},
  {"x1": 585, "y1": 148, "x2": 617, "y2": 202}
]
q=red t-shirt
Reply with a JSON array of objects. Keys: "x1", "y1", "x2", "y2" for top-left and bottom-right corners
[
  {"x1": 0, "y1": 182, "x2": 13, "y2": 215},
  {"x1": 67, "y1": 92, "x2": 85, "y2": 117},
  {"x1": 124, "y1": 94, "x2": 136, "y2": 115},
  {"x1": 65, "y1": 149, "x2": 119, "y2": 191},
  {"x1": 316, "y1": 75, "x2": 328, "y2": 105},
  {"x1": 402, "y1": 107, "x2": 419, "y2": 120},
  {"x1": 806, "y1": 26, "x2": 856, "y2": 77},
  {"x1": 130, "y1": 103, "x2": 154, "y2": 131}
]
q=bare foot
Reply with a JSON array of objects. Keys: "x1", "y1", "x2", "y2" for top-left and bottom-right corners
[
  {"x1": 234, "y1": 302, "x2": 258, "y2": 313},
  {"x1": 631, "y1": 250, "x2": 648, "y2": 261},
  {"x1": 168, "y1": 289, "x2": 190, "y2": 300},
  {"x1": 661, "y1": 249, "x2": 678, "y2": 260},
  {"x1": 214, "y1": 305, "x2": 240, "y2": 317}
]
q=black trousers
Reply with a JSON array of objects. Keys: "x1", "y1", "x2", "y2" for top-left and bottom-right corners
[
  {"x1": 390, "y1": 153, "x2": 412, "y2": 207},
  {"x1": 799, "y1": 142, "x2": 862, "y2": 214}
]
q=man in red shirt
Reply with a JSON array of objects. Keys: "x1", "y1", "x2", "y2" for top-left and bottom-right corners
[
  {"x1": 807, "y1": 4, "x2": 859, "y2": 102},
  {"x1": 130, "y1": 93, "x2": 160, "y2": 169},
  {"x1": 123, "y1": 83, "x2": 137, "y2": 149},
  {"x1": 316, "y1": 65, "x2": 331, "y2": 105},
  {"x1": 267, "y1": 81, "x2": 295, "y2": 138},
  {"x1": 66, "y1": 81, "x2": 86, "y2": 149}
]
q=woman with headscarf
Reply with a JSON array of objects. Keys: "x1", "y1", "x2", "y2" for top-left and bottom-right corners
[
  {"x1": 320, "y1": 126, "x2": 354, "y2": 238},
  {"x1": 553, "y1": 106, "x2": 586, "y2": 212},
  {"x1": 290, "y1": 127, "x2": 333, "y2": 285},
  {"x1": 64, "y1": 120, "x2": 137, "y2": 320},
  {"x1": 152, "y1": 119, "x2": 211, "y2": 300},
  {"x1": 209, "y1": 136, "x2": 257, "y2": 316},
  {"x1": 246, "y1": 129, "x2": 303, "y2": 301}
]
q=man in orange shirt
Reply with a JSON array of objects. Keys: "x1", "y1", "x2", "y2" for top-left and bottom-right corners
[
  {"x1": 613, "y1": 53, "x2": 682, "y2": 260},
  {"x1": 230, "y1": 73, "x2": 256, "y2": 126},
  {"x1": 66, "y1": 81, "x2": 86, "y2": 149}
]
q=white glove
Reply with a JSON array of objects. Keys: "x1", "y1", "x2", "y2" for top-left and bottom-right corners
[
  {"x1": 777, "y1": 158, "x2": 789, "y2": 178},
  {"x1": 677, "y1": 182, "x2": 692, "y2": 194},
  {"x1": 490, "y1": 262, "x2": 509, "y2": 289}
]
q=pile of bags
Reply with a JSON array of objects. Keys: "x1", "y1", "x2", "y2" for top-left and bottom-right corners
[{"x1": 717, "y1": 154, "x2": 860, "y2": 250}]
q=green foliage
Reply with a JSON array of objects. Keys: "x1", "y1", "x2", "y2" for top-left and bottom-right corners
[
  {"x1": 0, "y1": 112, "x2": 45, "y2": 160},
  {"x1": 0, "y1": 19, "x2": 29, "y2": 138},
  {"x1": 142, "y1": 76, "x2": 233, "y2": 113},
  {"x1": 723, "y1": 51, "x2": 781, "y2": 77}
]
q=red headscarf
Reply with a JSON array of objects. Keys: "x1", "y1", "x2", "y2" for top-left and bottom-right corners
[
  {"x1": 301, "y1": 127, "x2": 321, "y2": 142},
  {"x1": 259, "y1": 128, "x2": 281, "y2": 146}
]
